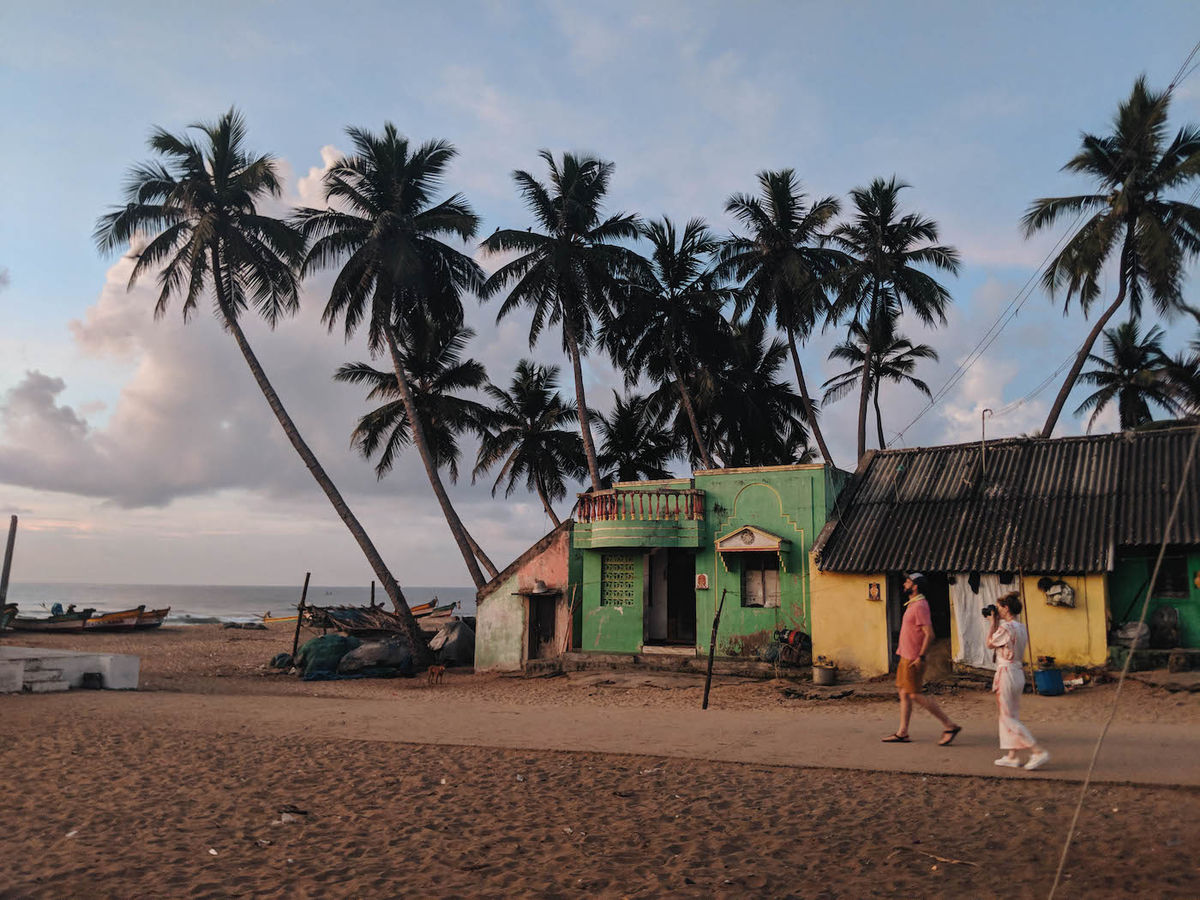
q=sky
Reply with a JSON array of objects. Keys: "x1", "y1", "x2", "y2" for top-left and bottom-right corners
[{"x1": 2, "y1": 1, "x2": 1200, "y2": 587}]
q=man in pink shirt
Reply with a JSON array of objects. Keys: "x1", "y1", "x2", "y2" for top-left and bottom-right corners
[{"x1": 882, "y1": 573, "x2": 961, "y2": 745}]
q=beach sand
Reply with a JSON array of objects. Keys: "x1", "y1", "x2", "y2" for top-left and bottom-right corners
[{"x1": 2, "y1": 625, "x2": 1198, "y2": 898}]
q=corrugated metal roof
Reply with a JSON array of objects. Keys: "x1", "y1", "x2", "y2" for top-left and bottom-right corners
[{"x1": 814, "y1": 427, "x2": 1200, "y2": 574}]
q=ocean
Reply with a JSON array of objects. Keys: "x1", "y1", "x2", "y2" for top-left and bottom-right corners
[{"x1": 3, "y1": 582, "x2": 478, "y2": 625}]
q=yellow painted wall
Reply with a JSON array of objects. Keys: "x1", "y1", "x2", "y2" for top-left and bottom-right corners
[
  {"x1": 809, "y1": 565, "x2": 890, "y2": 677},
  {"x1": 946, "y1": 572, "x2": 1109, "y2": 668}
]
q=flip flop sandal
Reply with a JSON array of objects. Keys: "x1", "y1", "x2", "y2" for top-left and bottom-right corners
[
  {"x1": 881, "y1": 733, "x2": 911, "y2": 743},
  {"x1": 938, "y1": 725, "x2": 963, "y2": 746}
]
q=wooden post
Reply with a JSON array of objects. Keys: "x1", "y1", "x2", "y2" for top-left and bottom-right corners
[
  {"x1": 370, "y1": 580, "x2": 376, "y2": 607},
  {"x1": 701, "y1": 588, "x2": 728, "y2": 710},
  {"x1": 292, "y1": 572, "x2": 311, "y2": 661},
  {"x1": 0, "y1": 515, "x2": 16, "y2": 605}
]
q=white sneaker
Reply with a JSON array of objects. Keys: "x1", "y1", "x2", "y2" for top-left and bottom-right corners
[
  {"x1": 994, "y1": 756, "x2": 1021, "y2": 768},
  {"x1": 1025, "y1": 750, "x2": 1051, "y2": 771}
]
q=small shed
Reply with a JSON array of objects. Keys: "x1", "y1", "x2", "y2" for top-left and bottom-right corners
[
  {"x1": 474, "y1": 520, "x2": 577, "y2": 672},
  {"x1": 810, "y1": 428, "x2": 1200, "y2": 676}
]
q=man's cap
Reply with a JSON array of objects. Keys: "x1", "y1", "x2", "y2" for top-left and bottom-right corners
[{"x1": 907, "y1": 572, "x2": 925, "y2": 582}]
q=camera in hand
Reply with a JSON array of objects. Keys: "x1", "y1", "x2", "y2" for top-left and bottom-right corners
[{"x1": 981, "y1": 604, "x2": 998, "y2": 618}]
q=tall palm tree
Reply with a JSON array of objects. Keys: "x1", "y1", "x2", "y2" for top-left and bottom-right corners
[
  {"x1": 1162, "y1": 315, "x2": 1200, "y2": 416},
  {"x1": 334, "y1": 316, "x2": 496, "y2": 575},
  {"x1": 93, "y1": 110, "x2": 429, "y2": 657},
  {"x1": 480, "y1": 151, "x2": 645, "y2": 491},
  {"x1": 294, "y1": 125, "x2": 494, "y2": 589},
  {"x1": 607, "y1": 217, "x2": 729, "y2": 469},
  {"x1": 821, "y1": 309, "x2": 939, "y2": 448},
  {"x1": 595, "y1": 391, "x2": 678, "y2": 485},
  {"x1": 1023, "y1": 76, "x2": 1200, "y2": 437},
  {"x1": 829, "y1": 177, "x2": 960, "y2": 459},
  {"x1": 717, "y1": 170, "x2": 845, "y2": 468},
  {"x1": 685, "y1": 316, "x2": 810, "y2": 468},
  {"x1": 474, "y1": 360, "x2": 584, "y2": 527},
  {"x1": 1073, "y1": 320, "x2": 1178, "y2": 431}
]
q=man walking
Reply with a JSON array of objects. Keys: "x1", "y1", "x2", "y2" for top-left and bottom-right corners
[{"x1": 882, "y1": 573, "x2": 961, "y2": 745}]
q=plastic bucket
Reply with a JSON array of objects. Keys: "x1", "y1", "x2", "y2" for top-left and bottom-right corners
[
  {"x1": 1034, "y1": 668, "x2": 1064, "y2": 696},
  {"x1": 812, "y1": 665, "x2": 837, "y2": 686}
]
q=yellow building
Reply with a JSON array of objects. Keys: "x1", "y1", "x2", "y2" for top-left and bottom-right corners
[{"x1": 809, "y1": 430, "x2": 1200, "y2": 678}]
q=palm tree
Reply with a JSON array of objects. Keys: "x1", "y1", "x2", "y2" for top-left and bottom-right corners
[
  {"x1": 829, "y1": 177, "x2": 960, "y2": 459},
  {"x1": 93, "y1": 110, "x2": 429, "y2": 657},
  {"x1": 474, "y1": 360, "x2": 584, "y2": 527},
  {"x1": 294, "y1": 125, "x2": 493, "y2": 589},
  {"x1": 596, "y1": 391, "x2": 678, "y2": 485},
  {"x1": 686, "y1": 316, "x2": 810, "y2": 468},
  {"x1": 1073, "y1": 320, "x2": 1178, "y2": 431},
  {"x1": 607, "y1": 217, "x2": 729, "y2": 470},
  {"x1": 480, "y1": 151, "x2": 645, "y2": 491},
  {"x1": 717, "y1": 170, "x2": 844, "y2": 467},
  {"x1": 1023, "y1": 76, "x2": 1200, "y2": 437},
  {"x1": 821, "y1": 309, "x2": 938, "y2": 448},
  {"x1": 1162, "y1": 315, "x2": 1200, "y2": 416},
  {"x1": 335, "y1": 316, "x2": 496, "y2": 575}
]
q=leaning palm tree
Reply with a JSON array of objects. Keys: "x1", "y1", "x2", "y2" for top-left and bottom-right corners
[
  {"x1": 480, "y1": 151, "x2": 645, "y2": 491},
  {"x1": 821, "y1": 309, "x2": 939, "y2": 448},
  {"x1": 474, "y1": 360, "x2": 585, "y2": 527},
  {"x1": 606, "y1": 217, "x2": 729, "y2": 469},
  {"x1": 717, "y1": 170, "x2": 845, "y2": 468},
  {"x1": 295, "y1": 125, "x2": 493, "y2": 589},
  {"x1": 1073, "y1": 320, "x2": 1178, "y2": 431},
  {"x1": 829, "y1": 177, "x2": 959, "y2": 459},
  {"x1": 93, "y1": 110, "x2": 428, "y2": 656},
  {"x1": 596, "y1": 391, "x2": 678, "y2": 485},
  {"x1": 1023, "y1": 76, "x2": 1200, "y2": 437}
]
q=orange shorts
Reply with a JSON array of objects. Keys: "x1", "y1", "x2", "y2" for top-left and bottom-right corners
[{"x1": 896, "y1": 657, "x2": 924, "y2": 694}]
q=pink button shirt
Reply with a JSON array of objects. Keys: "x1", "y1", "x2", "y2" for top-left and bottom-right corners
[{"x1": 897, "y1": 595, "x2": 932, "y2": 660}]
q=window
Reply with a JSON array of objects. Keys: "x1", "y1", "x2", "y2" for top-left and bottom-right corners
[
  {"x1": 1155, "y1": 555, "x2": 1189, "y2": 599},
  {"x1": 741, "y1": 553, "x2": 781, "y2": 608}
]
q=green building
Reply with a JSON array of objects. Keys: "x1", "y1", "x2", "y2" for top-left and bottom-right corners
[{"x1": 572, "y1": 464, "x2": 847, "y2": 658}]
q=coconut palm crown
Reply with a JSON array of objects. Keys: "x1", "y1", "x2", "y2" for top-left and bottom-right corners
[
  {"x1": 1023, "y1": 76, "x2": 1200, "y2": 437},
  {"x1": 1073, "y1": 320, "x2": 1178, "y2": 431}
]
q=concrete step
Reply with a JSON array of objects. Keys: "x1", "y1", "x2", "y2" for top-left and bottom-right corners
[
  {"x1": 28, "y1": 681, "x2": 70, "y2": 693},
  {"x1": 22, "y1": 667, "x2": 65, "y2": 684}
]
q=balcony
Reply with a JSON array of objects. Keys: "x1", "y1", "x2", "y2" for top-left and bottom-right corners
[{"x1": 574, "y1": 487, "x2": 704, "y2": 549}]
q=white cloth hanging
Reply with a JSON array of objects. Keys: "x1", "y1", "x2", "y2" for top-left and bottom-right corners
[{"x1": 949, "y1": 573, "x2": 1015, "y2": 670}]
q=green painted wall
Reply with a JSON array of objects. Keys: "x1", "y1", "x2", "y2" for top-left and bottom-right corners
[
  {"x1": 576, "y1": 465, "x2": 842, "y2": 657},
  {"x1": 1110, "y1": 550, "x2": 1200, "y2": 647},
  {"x1": 581, "y1": 549, "x2": 645, "y2": 653}
]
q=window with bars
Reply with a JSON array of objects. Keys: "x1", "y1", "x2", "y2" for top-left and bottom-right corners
[{"x1": 741, "y1": 553, "x2": 781, "y2": 608}]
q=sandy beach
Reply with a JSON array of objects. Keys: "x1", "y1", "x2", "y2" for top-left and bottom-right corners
[{"x1": 2, "y1": 625, "x2": 1198, "y2": 898}]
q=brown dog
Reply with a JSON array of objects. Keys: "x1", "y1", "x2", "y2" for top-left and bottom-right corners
[{"x1": 426, "y1": 664, "x2": 446, "y2": 686}]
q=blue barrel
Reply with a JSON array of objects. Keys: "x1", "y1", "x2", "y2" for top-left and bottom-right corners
[{"x1": 1034, "y1": 668, "x2": 1064, "y2": 696}]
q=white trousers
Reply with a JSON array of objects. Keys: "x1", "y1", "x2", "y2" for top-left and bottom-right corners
[{"x1": 992, "y1": 663, "x2": 1037, "y2": 751}]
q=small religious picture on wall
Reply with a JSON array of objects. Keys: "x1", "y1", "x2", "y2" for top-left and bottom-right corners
[{"x1": 867, "y1": 583, "x2": 881, "y2": 602}]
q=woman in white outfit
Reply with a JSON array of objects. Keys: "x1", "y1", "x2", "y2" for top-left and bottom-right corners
[{"x1": 986, "y1": 592, "x2": 1050, "y2": 771}]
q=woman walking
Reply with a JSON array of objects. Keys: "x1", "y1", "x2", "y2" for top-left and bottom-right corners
[{"x1": 987, "y1": 592, "x2": 1050, "y2": 770}]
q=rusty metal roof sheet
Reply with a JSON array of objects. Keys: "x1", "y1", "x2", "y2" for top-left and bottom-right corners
[{"x1": 813, "y1": 427, "x2": 1200, "y2": 574}]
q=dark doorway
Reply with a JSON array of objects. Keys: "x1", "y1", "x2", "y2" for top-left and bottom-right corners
[
  {"x1": 528, "y1": 594, "x2": 558, "y2": 660},
  {"x1": 666, "y1": 549, "x2": 697, "y2": 644}
]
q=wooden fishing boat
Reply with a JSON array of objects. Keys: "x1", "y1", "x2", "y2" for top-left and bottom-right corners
[
  {"x1": 134, "y1": 607, "x2": 170, "y2": 629},
  {"x1": 262, "y1": 597, "x2": 438, "y2": 626},
  {"x1": 10, "y1": 608, "x2": 96, "y2": 632},
  {"x1": 84, "y1": 606, "x2": 146, "y2": 631}
]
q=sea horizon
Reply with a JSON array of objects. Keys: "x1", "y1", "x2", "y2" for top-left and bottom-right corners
[{"x1": 3, "y1": 581, "x2": 478, "y2": 624}]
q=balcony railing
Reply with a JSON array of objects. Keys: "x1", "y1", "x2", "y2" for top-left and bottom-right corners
[{"x1": 577, "y1": 488, "x2": 704, "y2": 523}]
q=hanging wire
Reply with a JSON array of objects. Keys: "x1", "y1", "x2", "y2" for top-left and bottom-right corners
[{"x1": 1046, "y1": 422, "x2": 1200, "y2": 898}]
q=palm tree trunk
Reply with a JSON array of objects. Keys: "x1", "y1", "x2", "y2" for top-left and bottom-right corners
[
  {"x1": 857, "y1": 285, "x2": 882, "y2": 461},
  {"x1": 381, "y1": 324, "x2": 488, "y2": 590},
  {"x1": 534, "y1": 472, "x2": 562, "y2": 527},
  {"x1": 212, "y1": 291, "x2": 430, "y2": 664},
  {"x1": 668, "y1": 348, "x2": 714, "y2": 470},
  {"x1": 465, "y1": 527, "x2": 499, "y2": 578},
  {"x1": 1040, "y1": 276, "x2": 1129, "y2": 438},
  {"x1": 785, "y1": 327, "x2": 835, "y2": 468},
  {"x1": 874, "y1": 379, "x2": 886, "y2": 449},
  {"x1": 563, "y1": 320, "x2": 603, "y2": 491}
]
